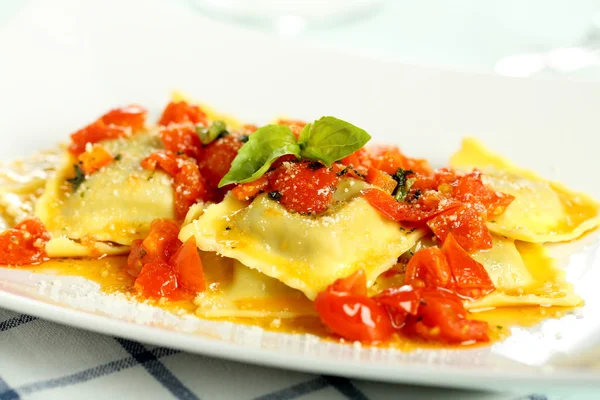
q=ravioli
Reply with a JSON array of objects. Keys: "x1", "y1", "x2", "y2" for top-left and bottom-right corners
[
  {"x1": 196, "y1": 252, "x2": 314, "y2": 318},
  {"x1": 180, "y1": 184, "x2": 425, "y2": 300},
  {"x1": 450, "y1": 138, "x2": 600, "y2": 243},
  {"x1": 35, "y1": 131, "x2": 175, "y2": 256}
]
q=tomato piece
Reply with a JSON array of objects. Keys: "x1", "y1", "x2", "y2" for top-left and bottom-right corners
[
  {"x1": 442, "y1": 233, "x2": 495, "y2": 299},
  {"x1": 329, "y1": 269, "x2": 368, "y2": 296},
  {"x1": 231, "y1": 175, "x2": 270, "y2": 201},
  {"x1": 78, "y1": 144, "x2": 113, "y2": 174},
  {"x1": 140, "y1": 151, "x2": 180, "y2": 176},
  {"x1": 406, "y1": 288, "x2": 489, "y2": 343},
  {"x1": 404, "y1": 157, "x2": 434, "y2": 177},
  {"x1": 170, "y1": 236, "x2": 205, "y2": 292},
  {"x1": 453, "y1": 171, "x2": 514, "y2": 217},
  {"x1": 160, "y1": 126, "x2": 203, "y2": 159},
  {"x1": 0, "y1": 218, "x2": 50, "y2": 265},
  {"x1": 404, "y1": 247, "x2": 453, "y2": 289},
  {"x1": 340, "y1": 148, "x2": 371, "y2": 170},
  {"x1": 141, "y1": 219, "x2": 181, "y2": 263},
  {"x1": 315, "y1": 292, "x2": 394, "y2": 343},
  {"x1": 362, "y1": 188, "x2": 458, "y2": 222},
  {"x1": 368, "y1": 145, "x2": 408, "y2": 175},
  {"x1": 197, "y1": 134, "x2": 244, "y2": 189},
  {"x1": 374, "y1": 285, "x2": 421, "y2": 328},
  {"x1": 269, "y1": 161, "x2": 339, "y2": 214},
  {"x1": 365, "y1": 168, "x2": 397, "y2": 194},
  {"x1": 69, "y1": 105, "x2": 147, "y2": 155},
  {"x1": 134, "y1": 261, "x2": 178, "y2": 298},
  {"x1": 126, "y1": 239, "x2": 146, "y2": 277},
  {"x1": 427, "y1": 204, "x2": 492, "y2": 252},
  {"x1": 158, "y1": 101, "x2": 208, "y2": 127},
  {"x1": 174, "y1": 161, "x2": 209, "y2": 220},
  {"x1": 101, "y1": 105, "x2": 147, "y2": 131},
  {"x1": 69, "y1": 121, "x2": 128, "y2": 155},
  {"x1": 315, "y1": 270, "x2": 393, "y2": 343}
]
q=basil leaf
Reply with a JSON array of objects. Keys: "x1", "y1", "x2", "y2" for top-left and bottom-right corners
[
  {"x1": 218, "y1": 125, "x2": 300, "y2": 187},
  {"x1": 197, "y1": 120, "x2": 228, "y2": 145},
  {"x1": 297, "y1": 116, "x2": 371, "y2": 166}
]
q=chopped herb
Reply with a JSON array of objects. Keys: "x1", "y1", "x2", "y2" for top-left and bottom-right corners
[
  {"x1": 408, "y1": 250, "x2": 414, "y2": 256},
  {"x1": 411, "y1": 189, "x2": 422, "y2": 201},
  {"x1": 496, "y1": 325, "x2": 503, "y2": 330},
  {"x1": 147, "y1": 172, "x2": 155, "y2": 181},
  {"x1": 80, "y1": 190, "x2": 85, "y2": 198},
  {"x1": 66, "y1": 164, "x2": 85, "y2": 191},
  {"x1": 176, "y1": 151, "x2": 185, "y2": 156},
  {"x1": 268, "y1": 191, "x2": 283, "y2": 201},
  {"x1": 336, "y1": 166, "x2": 350, "y2": 177},
  {"x1": 391, "y1": 168, "x2": 414, "y2": 201},
  {"x1": 197, "y1": 120, "x2": 228, "y2": 145},
  {"x1": 490, "y1": 220, "x2": 497, "y2": 223},
  {"x1": 225, "y1": 226, "x2": 231, "y2": 231},
  {"x1": 408, "y1": 228, "x2": 416, "y2": 234},
  {"x1": 399, "y1": 227, "x2": 406, "y2": 232},
  {"x1": 307, "y1": 161, "x2": 324, "y2": 170},
  {"x1": 419, "y1": 299, "x2": 427, "y2": 305},
  {"x1": 114, "y1": 154, "x2": 122, "y2": 161},
  {"x1": 239, "y1": 135, "x2": 249, "y2": 143}
]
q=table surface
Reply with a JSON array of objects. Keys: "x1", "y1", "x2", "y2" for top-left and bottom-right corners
[{"x1": 0, "y1": 1, "x2": 599, "y2": 399}]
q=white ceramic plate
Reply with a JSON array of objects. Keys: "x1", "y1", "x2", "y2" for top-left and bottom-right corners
[{"x1": 1, "y1": 0, "x2": 600, "y2": 392}]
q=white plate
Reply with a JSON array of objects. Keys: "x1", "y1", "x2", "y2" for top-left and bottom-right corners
[{"x1": 1, "y1": 0, "x2": 600, "y2": 392}]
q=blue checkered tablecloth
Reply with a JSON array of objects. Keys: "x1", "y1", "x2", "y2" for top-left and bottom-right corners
[{"x1": 0, "y1": 309, "x2": 582, "y2": 400}]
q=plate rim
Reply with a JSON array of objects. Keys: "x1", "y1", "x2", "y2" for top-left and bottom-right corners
[{"x1": 1, "y1": 285, "x2": 599, "y2": 391}]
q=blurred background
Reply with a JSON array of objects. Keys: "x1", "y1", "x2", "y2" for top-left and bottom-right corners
[{"x1": 2, "y1": 0, "x2": 600, "y2": 81}]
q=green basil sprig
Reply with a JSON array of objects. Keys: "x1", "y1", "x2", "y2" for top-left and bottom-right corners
[
  {"x1": 218, "y1": 116, "x2": 370, "y2": 188},
  {"x1": 218, "y1": 125, "x2": 300, "y2": 186}
]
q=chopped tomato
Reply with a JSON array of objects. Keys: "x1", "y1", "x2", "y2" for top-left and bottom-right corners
[
  {"x1": 365, "y1": 168, "x2": 397, "y2": 194},
  {"x1": 329, "y1": 269, "x2": 368, "y2": 296},
  {"x1": 133, "y1": 261, "x2": 178, "y2": 298},
  {"x1": 141, "y1": 219, "x2": 181, "y2": 263},
  {"x1": 170, "y1": 236, "x2": 205, "y2": 292},
  {"x1": 406, "y1": 288, "x2": 489, "y2": 343},
  {"x1": 404, "y1": 157, "x2": 434, "y2": 177},
  {"x1": 404, "y1": 247, "x2": 453, "y2": 289},
  {"x1": 160, "y1": 126, "x2": 203, "y2": 158},
  {"x1": 374, "y1": 285, "x2": 421, "y2": 328},
  {"x1": 141, "y1": 153, "x2": 209, "y2": 219},
  {"x1": 442, "y1": 233, "x2": 495, "y2": 299},
  {"x1": 174, "y1": 161, "x2": 209, "y2": 220},
  {"x1": 140, "y1": 151, "x2": 180, "y2": 176},
  {"x1": 231, "y1": 175, "x2": 270, "y2": 201},
  {"x1": 197, "y1": 134, "x2": 244, "y2": 189},
  {"x1": 101, "y1": 105, "x2": 147, "y2": 130},
  {"x1": 269, "y1": 161, "x2": 339, "y2": 214},
  {"x1": 126, "y1": 239, "x2": 146, "y2": 277},
  {"x1": 158, "y1": 101, "x2": 208, "y2": 127},
  {"x1": 78, "y1": 144, "x2": 113, "y2": 174},
  {"x1": 69, "y1": 105, "x2": 147, "y2": 155},
  {"x1": 362, "y1": 188, "x2": 458, "y2": 222},
  {"x1": 314, "y1": 270, "x2": 394, "y2": 343},
  {"x1": 69, "y1": 121, "x2": 128, "y2": 155},
  {"x1": 368, "y1": 145, "x2": 409, "y2": 175},
  {"x1": 340, "y1": 148, "x2": 371, "y2": 170},
  {"x1": 427, "y1": 204, "x2": 492, "y2": 252},
  {"x1": 0, "y1": 218, "x2": 50, "y2": 265},
  {"x1": 453, "y1": 171, "x2": 514, "y2": 217}
]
